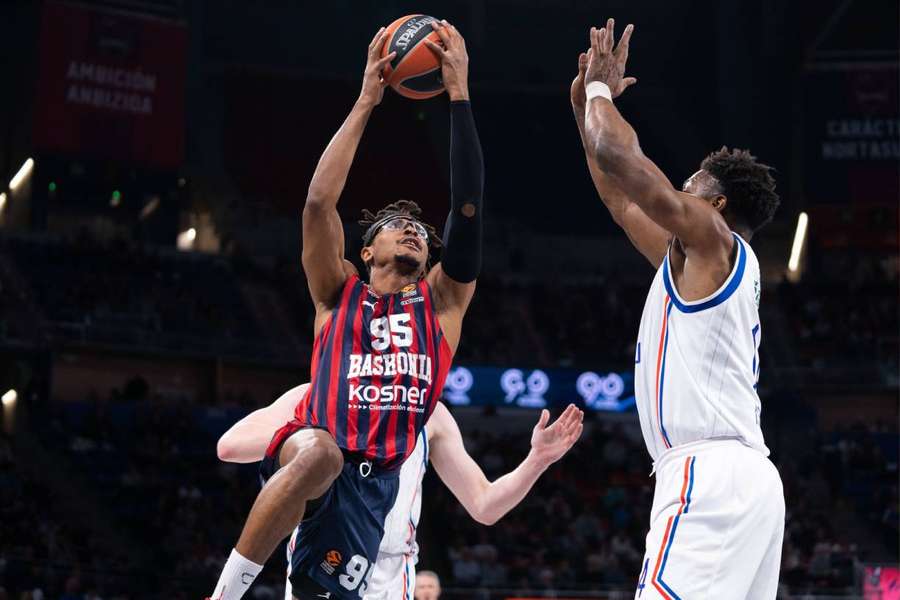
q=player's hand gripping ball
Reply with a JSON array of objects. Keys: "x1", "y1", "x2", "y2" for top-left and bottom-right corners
[{"x1": 380, "y1": 14, "x2": 445, "y2": 100}]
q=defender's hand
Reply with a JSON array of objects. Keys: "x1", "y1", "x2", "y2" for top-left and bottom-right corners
[
  {"x1": 529, "y1": 404, "x2": 584, "y2": 467},
  {"x1": 571, "y1": 52, "x2": 590, "y2": 115},
  {"x1": 359, "y1": 27, "x2": 396, "y2": 107},
  {"x1": 585, "y1": 19, "x2": 636, "y2": 97},
  {"x1": 425, "y1": 20, "x2": 470, "y2": 101}
]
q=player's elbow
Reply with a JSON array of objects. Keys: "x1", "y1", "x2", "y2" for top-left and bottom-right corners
[
  {"x1": 216, "y1": 435, "x2": 239, "y2": 462},
  {"x1": 592, "y1": 135, "x2": 636, "y2": 175},
  {"x1": 468, "y1": 501, "x2": 500, "y2": 526},
  {"x1": 472, "y1": 512, "x2": 500, "y2": 526},
  {"x1": 303, "y1": 194, "x2": 330, "y2": 215}
]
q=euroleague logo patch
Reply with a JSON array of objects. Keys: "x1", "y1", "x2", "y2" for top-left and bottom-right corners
[
  {"x1": 320, "y1": 550, "x2": 342, "y2": 575},
  {"x1": 401, "y1": 283, "x2": 423, "y2": 305},
  {"x1": 325, "y1": 550, "x2": 342, "y2": 567}
]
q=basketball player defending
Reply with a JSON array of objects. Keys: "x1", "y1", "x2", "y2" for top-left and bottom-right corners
[
  {"x1": 217, "y1": 384, "x2": 584, "y2": 599},
  {"x1": 573, "y1": 19, "x2": 785, "y2": 599},
  {"x1": 209, "y1": 21, "x2": 484, "y2": 600}
]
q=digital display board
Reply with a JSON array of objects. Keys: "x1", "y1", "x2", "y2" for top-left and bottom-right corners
[
  {"x1": 443, "y1": 365, "x2": 635, "y2": 412},
  {"x1": 34, "y1": 1, "x2": 187, "y2": 168}
]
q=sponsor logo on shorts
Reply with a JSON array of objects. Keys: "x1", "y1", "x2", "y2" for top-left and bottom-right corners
[
  {"x1": 320, "y1": 550, "x2": 342, "y2": 575},
  {"x1": 326, "y1": 550, "x2": 342, "y2": 567}
]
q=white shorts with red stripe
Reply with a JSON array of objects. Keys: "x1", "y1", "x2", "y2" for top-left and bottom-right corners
[
  {"x1": 361, "y1": 552, "x2": 417, "y2": 600},
  {"x1": 635, "y1": 438, "x2": 784, "y2": 600}
]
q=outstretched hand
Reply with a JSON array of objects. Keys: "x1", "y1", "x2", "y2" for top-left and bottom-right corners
[
  {"x1": 359, "y1": 27, "x2": 397, "y2": 107},
  {"x1": 572, "y1": 49, "x2": 638, "y2": 114},
  {"x1": 530, "y1": 404, "x2": 584, "y2": 466},
  {"x1": 584, "y1": 18, "x2": 637, "y2": 97},
  {"x1": 425, "y1": 20, "x2": 470, "y2": 101}
]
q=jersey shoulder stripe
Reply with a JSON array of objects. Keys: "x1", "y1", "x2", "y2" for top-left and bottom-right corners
[{"x1": 662, "y1": 233, "x2": 747, "y2": 313}]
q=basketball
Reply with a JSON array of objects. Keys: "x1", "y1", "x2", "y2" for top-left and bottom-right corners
[{"x1": 381, "y1": 14, "x2": 445, "y2": 100}]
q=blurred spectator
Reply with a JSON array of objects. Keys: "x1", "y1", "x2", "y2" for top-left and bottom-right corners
[{"x1": 415, "y1": 570, "x2": 442, "y2": 600}]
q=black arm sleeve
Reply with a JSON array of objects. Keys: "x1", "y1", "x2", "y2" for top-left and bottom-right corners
[{"x1": 441, "y1": 100, "x2": 484, "y2": 283}]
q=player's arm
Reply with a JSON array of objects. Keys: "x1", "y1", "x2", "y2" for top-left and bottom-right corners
[
  {"x1": 424, "y1": 22, "x2": 483, "y2": 345},
  {"x1": 570, "y1": 51, "x2": 669, "y2": 267},
  {"x1": 583, "y1": 20, "x2": 732, "y2": 259},
  {"x1": 217, "y1": 384, "x2": 309, "y2": 464},
  {"x1": 303, "y1": 28, "x2": 396, "y2": 310},
  {"x1": 428, "y1": 402, "x2": 583, "y2": 526}
]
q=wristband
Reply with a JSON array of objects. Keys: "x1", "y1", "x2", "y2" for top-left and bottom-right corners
[{"x1": 586, "y1": 81, "x2": 612, "y2": 103}]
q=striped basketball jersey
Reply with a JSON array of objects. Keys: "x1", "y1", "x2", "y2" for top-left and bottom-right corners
[
  {"x1": 295, "y1": 275, "x2": 452, "y2": 469},
  {"x1": 379, "y1": 428, "x2": 427, "y2": 557},
  {"x1": 634, "y1": 233, "x2": 769, "y2": 462}
]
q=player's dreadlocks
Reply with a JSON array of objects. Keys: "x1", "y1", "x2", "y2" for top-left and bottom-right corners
[
  {"x1": 701, "y1": 147, "x2": 780, "y2": 233},
  {"x1": 359, "y1": 199, "x2": 442, "y2": 249}
]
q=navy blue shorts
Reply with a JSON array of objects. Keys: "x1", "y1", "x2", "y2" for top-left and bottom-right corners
[{"x1": 260, "y1": 432, "x2": 400, "y2": 600}]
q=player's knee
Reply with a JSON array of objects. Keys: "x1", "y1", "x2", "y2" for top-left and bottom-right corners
[
  {"x1": 308, "y1": 434, "x2": 344, "y2": 481},
  {"x1": 282, "y1": 432, "x2": 343, "y2": 489}
]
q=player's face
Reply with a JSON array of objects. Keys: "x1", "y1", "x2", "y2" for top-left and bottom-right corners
[
  {"x1": 683, "y1": 169, "x2": 725, "y2": 210},
  {"x1": 367, "y1": 217, "x2": 429, "y2": 275},
  {"x1": 414, "y1": 574, "x2": 441, "y2": 599}
]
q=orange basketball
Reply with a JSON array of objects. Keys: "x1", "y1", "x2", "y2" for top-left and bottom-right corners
[{"x1": 381, "y1": 15, "x2": 444, "y2": 100}]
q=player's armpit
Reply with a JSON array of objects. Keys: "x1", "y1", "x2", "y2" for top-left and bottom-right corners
[
  {"x1": 614, "y1": 160, "x2": 732, "y2": 259},
  {"x1": 585, "y1": 152, "x2": 670, "y2": 268},
  {"x1": 425, "y1": 263, "x2": 475, "y2": 354},
  {"x1": 618, "y1": 201, "x2": 670, "y2": 268}
]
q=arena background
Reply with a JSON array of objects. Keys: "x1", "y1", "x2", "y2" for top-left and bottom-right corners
[{"x1": 0, "y1": 1, "x2": 897, "y2": 599}]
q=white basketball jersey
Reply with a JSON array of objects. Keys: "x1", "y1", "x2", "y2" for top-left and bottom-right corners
[
  {"x1": 634, "y1": 233, "x2": 769, "y2": 462},
  {"x1": 378, "y1": 427, "x2": 428, "y2": 557}
]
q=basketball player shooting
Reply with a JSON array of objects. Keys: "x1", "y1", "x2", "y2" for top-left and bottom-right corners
[
  {"x1": 217, "y1": 384, "x2": 583, "y2": 599},
  {"x1": 209, "y1": 21, "x2": 488, "y2": 600},
  {"x1": 574, "y1": 19, "x2": 785, "y2": 599}
]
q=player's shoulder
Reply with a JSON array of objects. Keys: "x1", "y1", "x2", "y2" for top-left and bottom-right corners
[{"x1": 342, "y1": 259, "x2": 360, "y2": 279}]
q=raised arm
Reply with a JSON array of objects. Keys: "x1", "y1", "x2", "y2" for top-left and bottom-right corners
[
  {"x1": 217, "y1": 384, "x2": 309, "y2": 464},
  {"x1": 303, "y1": 28, "x2": 396, "y2": 311},
  {"x1": 582, "y1": 20, "x2": 732, "y2": 260},
  {"x1": 428, "y1": 403, "x2": 583, "y2": 526},
  {"x1": 424, "y1": 21, "x2": 483, "y2": 341},
  {"x1": 571, "y1": 50, "x2": 669, "y2": 267}
]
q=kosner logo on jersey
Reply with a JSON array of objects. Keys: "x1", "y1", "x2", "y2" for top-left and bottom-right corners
[
  {"x1": 347, "y1": 352, "x2": 432, "y2": 411},
  {"x1": 348, "y1": 384, "x2": 427, "y2": 411}
]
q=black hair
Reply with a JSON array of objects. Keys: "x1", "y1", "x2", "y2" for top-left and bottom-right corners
[
  {"x1": 701, "y1": 147, "x2": 780, "y2": 232},
  {"x1": 359, "y1": 199, "x2": 441, "y2": 249},
  {"x1": 358, "y1": 199, "x2": 440, "y2": 277}
]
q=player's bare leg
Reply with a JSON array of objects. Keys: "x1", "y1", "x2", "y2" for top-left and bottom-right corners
[
  {"x1": 235, "y1": 428, "x2": 343, "y2": 561},
  {"x1": 209, "y1": 429, "x2": 343, "y2": 600}
]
